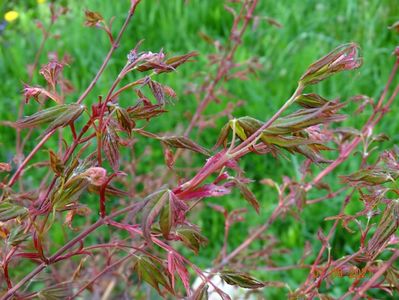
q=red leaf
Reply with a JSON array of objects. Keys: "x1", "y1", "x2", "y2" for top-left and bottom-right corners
[
  {"x1": 177, "y1": 183, "x2": 231, "y2": 201},
  {"x1": 232, "y1": 178, "x2": 260, "y2": 213},
  {"x1": 39, "y1": 60, "x2": 64, "y2": 90},
  {"x1": 148, "y1": 80, "x2": 165, "y2": 105},
  {"x1": 23, "y1": 85, "x2": 62, "y2": 104},
  {"x1": 167, "y1": 251, "x2": 190, "y2": 294}
]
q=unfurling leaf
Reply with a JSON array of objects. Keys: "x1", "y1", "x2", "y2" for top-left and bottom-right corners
[
  {"x1": 219, "y1": 269, "x2": 266, "y2": 289},
  {"x1": 133, "y1": 256, "x2": 174, "y2": 295},
  {"x1": 135, "y1": 51, "x2": 198, "y2": 74},
  {"x1": 82, "y1": 167, "x2": 107, "y2": 186},
  {"x1": 299, "y1": 43, "x2": 362, "y2": 86},
  {"x1": 215, "y1": 114, "x2": 335, "y2": 162},
  {"x1": 148, "y1": 80, "x2": 165, "y2": 105},
  {"x1": 163, "y1": 51, "x2": 198, "y2": 71},
  {"x1": 23, "y1": 85, "x2": 62, "y2": 104},
  {"x1": 14, "y1": 105, "x2": 68, "y2": 128},
  {"x1": 159, "y1": 200, "x2": 173, "y2": 239},
  {"x1": 161, "y1": 136, "x2": 210, "y2": 156},
  {"x1": 341, "y1": 167, "x2": 399, "y2": 186},
  {"x1": 176, "y1": 225, "x2": 208, "y2": 254},
  {"x1": 230, "y1": 119, "x2": 248, "y2": 141},
  {"x1": 163, "y1": 145, "x2": 175, "y2": 169},
  {"x1": 177, "y1": 183, "x2": 231, "y2": 201},
  {"x1": 39, "y1": 60, "x2": 64, "y2": 90},
  {"x1": 115, "y1": 106, "x2": 135, "y2": 133},
  {"x1": 127, "y1": 102, "x2": 167, "y2": 120},
  {"x1": 159, "y1": 191, "x2": 188, "y2": 238},
  {"x1": 14, "y1": 104, "x2": 85, "y2": 138},
  {"x1": 0, "y1": 201, "x2": 28, "y2": 222},
  {"x1": 240, "y1": 104, "x2": 345, "y2": 136},
  {"x1": 163, "y1": 85, "x2": 177, "y2": 98},
  {"x1": 88, "y1": 184, "x2": 129, "y2": 197},
  {"x1": 84, "y1": 10, "x2": 104, "y2": 27},
  {"x1": 232, "y1": 178, "x2": 260, "y2": 213},
  {"x1": 7, "y1": 226, "x2": 31, "y2": 246},
  {"x1": 141, "y1": 190, "x2": 169, "y2": 243},
  {"x1": 103, "y1": 126, "x2": 120, "y2": 171},
  {"x1": 365, "y1": 200, "x2": 399, "y2": 257},
  {"x1": 64, "y1": 205, "x2": 91, "y2": 231},
  {"x1": 214, "y1": 123, "x2": 231, "y2": 149},
  {"x1": 49, "y1": 150, "x2": 64, "y2": 175},
  {"x1": 51, "y1": 176, "x2": 89, "y2": 210},
  {"x1": 193, "y1": 284, "x2": 209, "y2": 300},
  {"x1": 135, "y1": 51, "x2": 169, "y2": 72},
  {"x1": 37, "y1": 282, "x2": 73, "y2": 299},
  {"x1": 295, "y1": 93, "x2": 329, "y2": 108},
  {"x1": 167, "y1": 251, "x2": 190, "y2": 293}
]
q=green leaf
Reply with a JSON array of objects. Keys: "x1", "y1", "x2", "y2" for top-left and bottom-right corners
[
  {"x1": 141, "y1": 190, "x2": 169, "y2": 243},
  {"x1": 133, "y1": 256, "x2": 173, "y2": 295},
  {"x1": 160, "y1": 136, "x2": 210, "y2": 156},
  {"x1": 51, "y1": 177, "x2": 89, "y2": 211},
  {"x1": 176, "y1": 226, "x2": 208, "y2": 254},
  {"x1": 295, "y1": 93, "x2": 329, "y2": 108},
  {"x1": 127, "y1": 103, "x2": 166, "y2": 120},
  {"x1": 14, "y1": 105, "x2": 71, "y2": 128},
  {"x1": 341, "y1": 167, "x2": 399, "y2": 185},
  {"x1": 214, "y1": 122, "x2": 231, "y2": 149},
  {"x1": 159, "y1": 200, "x2": 172, "y2": 238},
  {"x1": 193, "y1": 284, "x2": 209, "y2": 300},
  {"x1": 366, "y1": 200, "x2": 399, "y2": 256},
  {"x1": 49, "y1": 149, "x2": 64, "y2": 175},
  {"x1": 229, "y1": 119, "x2": 248, "y2": 141},
  {"x1": 0, "y1": 201, "x2": 28, "y2": 222},
  {"x1": 7, "y1": 226, "x2": 31, "y2": 246},
  {"x1": 164, "y1": 51, "x2": 198, "y2": 70},
  {"x1": 299, "y1": 43, "x2": 362, "y2": 86},
  {"x1": 14, "y1": 104, "x2": 85, "y2": 139},
  {"x1": 220, "y1": 269, "x2": 265, "y2": 289},
  {"x1": 115, "y1": 106, "x2": 135, "y2": 133},
  {"x1": 37, "y1": 282, "x2": 73, "y2": 300}
]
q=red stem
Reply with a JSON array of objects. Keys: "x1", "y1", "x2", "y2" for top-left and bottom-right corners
[
  {"x1": 7, "y1": 129, "x2": 56, "y2": 187},
  {"x1": 76, "y1": 0, "x2": 142, "y2": 105},
  {"x1": 0, "y1": 200, "x2": 147, "y2": 300}
]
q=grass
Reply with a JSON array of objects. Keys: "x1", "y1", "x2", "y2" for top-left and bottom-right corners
[{"x1": 1, "y1": 0, "x2": 399, "y2": 298}]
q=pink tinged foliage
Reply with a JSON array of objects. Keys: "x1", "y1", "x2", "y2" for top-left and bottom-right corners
[
  {"x1": 39, "y1": 60, "x2": 64, "y2": 90},
  {"x1": 82, "y1": 167, "x2": 107, "y2": 186},
  {"x1": 141, "y1": 190, "x2": 189, "y2": 243},
  {"x1": 167, "y1": 251, "x2": 191, "y2": 294},
  {"x1": 103, "y1": 126, "x2": 120, "y2": 171},
  {"x1": 23, "y1": 85, "x2": 61, "y2": 104},
  {"x1": 299, "y1": 43, "x2": 362, "y2": 86},
  {"x1": 0, "y1": 162, "x2": 11, "y2": 172},
  {"x1": 127, "y1": 47, "x2": 198, "y2": 74},
  {"x1": 3, "y1": 0, "x2": 399, "y2": 298},
  {"x1": 177, "y1": 183, "x2": 231, "y2": 201}
]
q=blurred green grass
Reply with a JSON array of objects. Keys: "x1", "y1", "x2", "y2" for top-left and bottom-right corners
[{"x1": 1, "y1": 0, "x2": 399, "y2": 298}]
